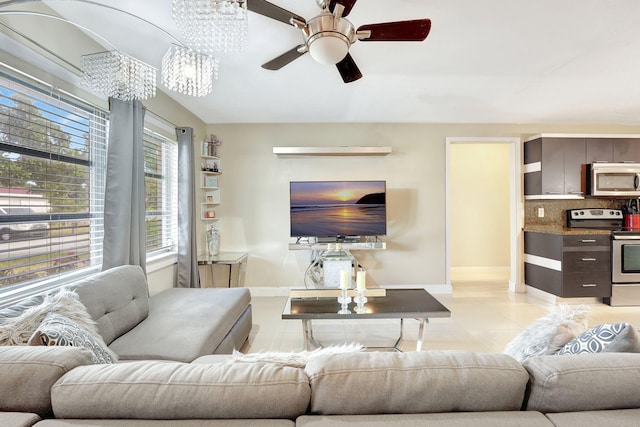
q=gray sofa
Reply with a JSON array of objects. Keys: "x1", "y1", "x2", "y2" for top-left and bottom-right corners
[
  {"x1": 75, "y1": 265, "x2": 252, "y2": 362},
  {"x1": 2, "y1": 346, "x2": 640, "y2": 426},
  {"x1": 0, "y1": 265, "x2": 252, "y2": 362}
]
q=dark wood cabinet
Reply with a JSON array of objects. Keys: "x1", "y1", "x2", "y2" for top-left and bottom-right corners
[
  {"x1": 524, "y1": 232, "x2": 611, "y2": 298},
  {"x1": 585, "y1": 137, "x2": 640, "y2": 163},
  {"x1": 524, "y1": 137, "x2": 585, "y2": 198},
  {"x1": 525, "y1": 136, "x2": 640, "y2": 199}
]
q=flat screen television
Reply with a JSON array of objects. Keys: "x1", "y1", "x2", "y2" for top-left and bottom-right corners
[{"x1": 290, "y1": 180, "x2": 386, "y2": 239}]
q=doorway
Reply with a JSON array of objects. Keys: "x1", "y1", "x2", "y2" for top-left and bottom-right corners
[{"x1": 445, "y1": 137, "x2": 523, "y2": 292}]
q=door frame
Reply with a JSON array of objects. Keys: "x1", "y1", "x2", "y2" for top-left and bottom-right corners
[{"x1": 445, "y1": 137, "x2": 524, "y2": 292}]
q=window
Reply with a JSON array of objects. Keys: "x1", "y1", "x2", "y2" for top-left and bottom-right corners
[
  {"x1": 144, "y1": 130, "x2": 178, "y2": 256},
  {"x1": 0, "y1": 66, "x2": 178, "y2": 301}
]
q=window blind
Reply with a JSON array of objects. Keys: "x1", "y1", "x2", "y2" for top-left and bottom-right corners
[{"x1": 0, "y1": 69, "x2": 107, "y2": 292}]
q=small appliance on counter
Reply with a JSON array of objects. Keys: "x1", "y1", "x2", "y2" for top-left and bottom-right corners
[
  {"x1": 622, "y1": 199, "x2": 640, "y2": 229},
  {"x1": 566, "y1": 208, "x2": 623, "y2": 229}
]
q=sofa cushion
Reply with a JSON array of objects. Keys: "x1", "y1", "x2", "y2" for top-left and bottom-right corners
[
  {"x1": 28, "y1": 312, "x2": 118, "y2": 364},
  {"x1": 296, "y1": 412, "x2": 555, "y2": 427},
  {"x1": 35, "y1": 420, "x2": 295, "y2": 427},
  {"x1": 0, "y1": 288, "x2": 100, "y2": 346},
  {"x1": 51, "y1": 361, "x2": 310, "y2": 420},
  {"x1": 0, "y1": 346, "x2": 93, "y2": 415},
  {"x1": 0, "y1": 412, "x2": 41, "y2": 427},
  {"x1": 73, "y1": 265, "x2": 150, "y2": 345},
  {"x1": 544, "y1": 409, "x2": 640, "y2": 427},
  {"x1": 524, "y1": 353, "x2": 640, "y2": 413},
  {"x1": 305, "y1": 351, "x2": 529, "y2": 415},
  {"x1": 557, "y1": 323, "x2": 640, "y2": 354},
  {"x1": 108, "y1": 288, "x2": 250, "y2": 362}
]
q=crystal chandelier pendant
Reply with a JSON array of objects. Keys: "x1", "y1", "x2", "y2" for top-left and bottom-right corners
[
  {"x1": 81, "y1": 51, "x2": 157, "y2": 101},
  {"x1": 172, "y1": 0, "x2": 248, "y2": 54},
  {"x1": 161, "y1": 44, "x2": 219, "y2": 97}
]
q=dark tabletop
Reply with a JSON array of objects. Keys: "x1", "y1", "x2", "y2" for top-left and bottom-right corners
[{"x1": 282, "y1": 288, "x2": 451, "y2": 320}]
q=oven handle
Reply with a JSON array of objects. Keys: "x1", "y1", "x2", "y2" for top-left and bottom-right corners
[{"x1": 612, "y1": 235, "x2": 640, "y2": 240}]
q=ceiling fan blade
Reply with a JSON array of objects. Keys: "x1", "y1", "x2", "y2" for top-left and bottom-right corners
[
  {"x1": 329, "y1": 0, "x2": 357, "y2": 17},
  {"x1": 358, "y1": 19, "x2": 431, "y2": 41},
  {"x1": 261, "y1": 45, "x2": 308, "y2": 70},
  {"x1": 247, "y1": 0, "x2": 306, "y2": 26},
  {"x1": 336, "y1": 53, "x2": 362, "y2": 84}
]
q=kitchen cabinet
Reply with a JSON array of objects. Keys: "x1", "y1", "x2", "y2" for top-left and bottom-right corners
[
  {"x1": 586, "y1": 138, "x2": 640, "y2": 163},
  {"x1": 524, "y1": 137, "x2": 585, "y2": 199},
  {"x1": 524, "y1": 232, "x2": 611, "y2": 298}
]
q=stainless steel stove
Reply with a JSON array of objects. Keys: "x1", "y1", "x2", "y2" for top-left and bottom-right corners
[{"x1": 566, "y1": 208, "x2": 623, "y2": 229}]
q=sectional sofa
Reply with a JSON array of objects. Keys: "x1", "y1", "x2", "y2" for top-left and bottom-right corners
[{"x1": 2, "y1": 346, "x2": 640, "y2": 426}]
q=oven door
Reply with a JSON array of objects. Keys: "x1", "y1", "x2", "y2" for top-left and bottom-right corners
[{"x1": 612, "y1": 236, "x2": 640, "y2": 283}]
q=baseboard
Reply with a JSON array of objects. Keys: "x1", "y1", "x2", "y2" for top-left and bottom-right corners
[
  {"x1": 450, "y1": 266, "x2": 510, "y2": 282},
  {"x1": 247, "y1": 284, "x2": 453, "y2": 297},
  {"x1": 525, "y1": 285, "x2": 602, "y2": 305}
]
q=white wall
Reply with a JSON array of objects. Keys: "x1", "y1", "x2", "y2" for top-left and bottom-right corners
[
  {"x1": 202, "y1": 123, "x2": 640, "y2": 291},
  {"x1": 450, "y1": 143, "x2": 510, "y2": 269}
]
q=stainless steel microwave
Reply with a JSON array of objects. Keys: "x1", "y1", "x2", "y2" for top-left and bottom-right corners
[{"x1": 588, "y1": 163, "x2": 640, "y2": 197}]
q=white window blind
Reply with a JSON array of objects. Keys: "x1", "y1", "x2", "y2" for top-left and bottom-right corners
[
  {"x1": 0, "y1": 68, "x2": 107, "y2": 294},
  {"x1": 143, "y1": 130, "x2": 178, "y2": 256}
]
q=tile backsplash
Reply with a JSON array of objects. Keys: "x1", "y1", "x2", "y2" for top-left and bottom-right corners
[{"x1": 525, "y1": 198, "x2": 627, "y2": 227}]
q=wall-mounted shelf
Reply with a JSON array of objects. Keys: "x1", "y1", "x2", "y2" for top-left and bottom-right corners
[{"x1": 273, "y1": 146, "x2": 392, "y2": 156}]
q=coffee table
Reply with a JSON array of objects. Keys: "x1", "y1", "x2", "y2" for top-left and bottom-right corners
[{"x1": 282, "y1": 289, "x2": 451, "y2": 351}]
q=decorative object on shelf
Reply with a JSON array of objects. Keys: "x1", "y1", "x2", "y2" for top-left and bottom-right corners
[
  {"x1": 207, "y1": 225, "x2": 220, "y2": 256},
  {"x1": 203, "y1": 134, "x2": 222, "y2": 157},
  {"x1": 161, "y1": 44, "x2": 219, "y2": 97},
  {"x1": 337, "y1": 272, "x2": 352, "y2": 314},
  {"x1": 321, "y1": 243, "x2": 354, "y2": 288},
  {"x1": 203, "y1": 174, "x2": 219, "y2": 188},
  {"x1": 81, "y1": 50, "x2": 157, "y2": 101},
  {"x1": 172, "y1": 0, "x2": 248, "y2": 54},
  {"x1": 354, "y1": 270, "x2": 367, "y2": 313}
]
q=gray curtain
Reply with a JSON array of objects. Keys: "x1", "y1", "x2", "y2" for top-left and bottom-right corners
[
  {"x1": 176, "y1": 127, "x2": 200, "y2": 288},
  {"x1": 102, "y1": 97, "x2": 147, "y2": 274}
]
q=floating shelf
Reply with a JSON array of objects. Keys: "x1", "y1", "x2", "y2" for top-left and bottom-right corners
[{"x1": 273, "y1": 146, "x2": 392, "y2": 156}]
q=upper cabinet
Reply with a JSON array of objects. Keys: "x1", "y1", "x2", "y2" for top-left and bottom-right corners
[
  {"x1": 525, "y1": 135, "x2": 640, "y2": 200},
  {"x1": 586, "y1": 138, "x2": 640, "y2": 163},
  {"x1": 524, "y1": 137, "x2": 585, "y2": 199}
]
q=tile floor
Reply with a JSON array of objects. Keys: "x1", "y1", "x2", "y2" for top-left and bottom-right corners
[{"x1": 241, "y1": 277, "x2": 640, "y2": 354}]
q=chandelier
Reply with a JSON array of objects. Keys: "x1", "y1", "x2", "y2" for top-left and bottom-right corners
[
  {"x1": 161, "y1": 44, "x2": 219, "y2": 97},
  {"x1": 81, "y1": 51, "x2": 157, "y2": 101},
  {"x1": 172, "y1": 0, "x2": 248, "y2": 54}
]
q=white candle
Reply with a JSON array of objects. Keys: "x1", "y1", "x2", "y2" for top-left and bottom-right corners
[
  {"x1": 356, "y1": 271, "x2": 366, "y2": 291},
  {"x1": 339, "y1": 269, "x2": 349, "y2": 289}
]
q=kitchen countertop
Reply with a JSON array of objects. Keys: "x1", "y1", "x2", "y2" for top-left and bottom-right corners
[{"x1": 524, "y1": 225, "x2": 615, "y2": 235}]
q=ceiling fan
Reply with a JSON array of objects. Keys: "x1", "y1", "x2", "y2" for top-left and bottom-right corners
[{"x1": 247, "y1": 0, "x2": 432, "y2": 83}]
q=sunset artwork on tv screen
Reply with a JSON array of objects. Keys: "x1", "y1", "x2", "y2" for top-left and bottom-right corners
[{"x1": 289, "y1": 181, "x2": 387, "y2": 238}]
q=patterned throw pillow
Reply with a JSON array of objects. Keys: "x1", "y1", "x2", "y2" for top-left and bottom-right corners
[
  {"x1": 558, "y1": 323, "x2": 640, "y2": 354},
  {"x1": 28, "y1": 312, "x2": 117, "y2": 364},
  {"x1": 504, "y1": 304, "x2": 589, "y2": 362}
]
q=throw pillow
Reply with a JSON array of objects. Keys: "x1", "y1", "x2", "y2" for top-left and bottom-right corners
[
  {"x1": 232, "y1": 343, "x2": 363, "y2": 368},
  {"x1": 504, "y1": 304, "x2": 589, "y2": 362},
  {"x1": 28, "y1": 312, "x2": 117, "y2": 364},
  {"x1": 0, "y1": 287, "x2": 100, "y2": 345},
  {"x1": 558, "y1": 323, "x2": 640, "y2": 354}
]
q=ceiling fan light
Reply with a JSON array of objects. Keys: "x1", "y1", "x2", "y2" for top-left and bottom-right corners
[{"x1": 308, "y1": 34, "x2": 350, "y2": 65}]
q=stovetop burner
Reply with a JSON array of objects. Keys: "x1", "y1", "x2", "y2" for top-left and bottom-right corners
[{"x1": 566, "y1": 208, "x2": 624, "y2": 229}]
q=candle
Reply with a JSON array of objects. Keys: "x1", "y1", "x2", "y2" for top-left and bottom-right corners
[
  {"x1": 356, "y1": 271, "x2": 366, "y2": 291},
  {"x1": 339, "y1": 269, "x2": 349, "y2": 289}
]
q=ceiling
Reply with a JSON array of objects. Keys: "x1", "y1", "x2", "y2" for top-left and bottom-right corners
[{"x1": 3, "y1": 0, "x2": 640, "y2": 125}]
